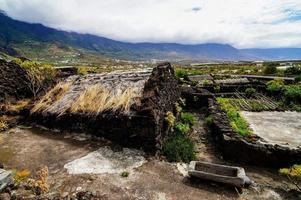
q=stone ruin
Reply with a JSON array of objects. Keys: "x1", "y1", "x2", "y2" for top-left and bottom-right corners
[{"x1": 30, "y1": 63, "x2": 180, "y2": 150}]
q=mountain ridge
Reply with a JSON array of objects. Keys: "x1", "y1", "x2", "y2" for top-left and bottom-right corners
[{"x1": 1, "y1": 12, "x2": 301, "y2": 61}]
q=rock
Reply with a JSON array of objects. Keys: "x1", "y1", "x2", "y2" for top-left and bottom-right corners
[
  {"x1": 0, "y1": 162, "x2": 4, "y2": 169},
  {"x1": 0, "y1": 169, "x2": 12, "y2": 192}
]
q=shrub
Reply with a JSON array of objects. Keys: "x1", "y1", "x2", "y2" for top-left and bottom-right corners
[
  {"x1": 214, "y1": 85, "x2": 221, "y2": 93},
  {"x1": 295, "y1": 75, "x2": 301, "y2": 83},
  {"x1": 284, "y1": 85, "x2": 301, "y2": 105},
  {"x1": 266, "y1": 79, "x2": 285, "y2": 94},
  {"x1": 204, "y1": 115, "x2": 213, "y2": 126},
  {"x1": 180, "y1": 112, "x2": 196, "y2": 125},
  {"x1": 284, "y1": 66, "x2": 301, "y2": 76},
  {"x1": 163, "y1": 134, "x2": 195, "y2": 162},
  {"x1": 175, "y1": 122, "x2": 190, "y2": 134},
  {"x1": 21, "y1": 61, "x2": 57, "y2": 99},
  {"x1": 120, "y1": 171, "x2": 129, "y2": 177},
  {"x1": 263, "y1": 62, "x2": 279, "y2": 75},
  {"x1": 245, "y1": 88, "x2": 256, "y2": 97}
]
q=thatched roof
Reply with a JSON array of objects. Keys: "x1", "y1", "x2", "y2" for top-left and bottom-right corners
[{"x1": 31, "y1": 69, "x2": 153, "y2": 116}]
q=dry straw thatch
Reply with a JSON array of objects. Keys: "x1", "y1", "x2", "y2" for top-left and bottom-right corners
[{"x1": 31, "y1": 70, "x2": 151, "y2": 116}]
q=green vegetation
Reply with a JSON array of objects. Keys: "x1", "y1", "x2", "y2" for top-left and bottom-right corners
[
  {"x1": 284, "y1": 85, "x2": 301, "y2": 105},
  {"x1": 163, "y1": 111, "x2": 196, "y2": 162},
  {"x1": 120, "y1": 171, "x2": 129, "y2": 178},
  {"x1": 266, "y1": 80, "x2": 301, "y2": 111},
  {"x1": 279, "y1": 165, "x2": 301, "y2": 191},
  {"x1": 175, "y1": 122, "x2": 190, "y2": 134},
  {"x1": 245, "y1": 88, "x2": 256, "y2": 97},
  {"x1": 163, "y1": 134, "x2": 196, "y2": 163},
  {"x1": 284, "y1": 66, "x2": 301, "y2": 76},
  {"x1": 266, "y1": 79, "x2": 285, "y2": 94},
  {"x1": 214, "y1": 85, "x2": 221, "y2": 93},
  {"x1": 263, "y1": 62, "x2": 279, "y2": 75},
  {"x1": 217, "y1": 98, "x2": 253, "y2": 136},
  {"x1": 295, "y1": 75, "x2": 301, "y2": 83},
  {"x1": 180, "y1": 112, "x2": 197, "y2": 126},
  {"x1": 175, "y1": 69, "x2": 189, "y2": 79},
  {"x1": 204, "y1": 115, "x2": 213, "y2": 126},
  {"x1": 219, "y1": 98, "x2": 275, "y2": 111}
]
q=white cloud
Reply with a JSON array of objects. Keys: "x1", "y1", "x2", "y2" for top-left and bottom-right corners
[{"x1": 1, "y1": 0, "x2": 301, "y2": 48}]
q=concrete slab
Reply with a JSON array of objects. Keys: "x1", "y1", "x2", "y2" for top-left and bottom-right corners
[{"x1": 241, "y1": 111, "x2": 301, "y2": 149}]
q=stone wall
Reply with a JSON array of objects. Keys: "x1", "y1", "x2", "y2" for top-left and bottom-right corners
[
  {"x1": 0, "y1": 59, "x2": 31, "y2": 102},
  {"x1": 208, "y1": 98, "x2": 301, "y2": 167}
]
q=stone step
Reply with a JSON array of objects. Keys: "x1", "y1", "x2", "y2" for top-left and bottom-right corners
[{"x1": 0, "y1": 169, "x2": 12, "y2": 192}]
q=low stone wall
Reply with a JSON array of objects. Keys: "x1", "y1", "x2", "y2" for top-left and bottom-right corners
[
  {"x1": 180, "y1": 86, "x2": 213, "y2": 109},
  {"x1": 208, "y1": 98, "x2": 301, "y2": 167}
]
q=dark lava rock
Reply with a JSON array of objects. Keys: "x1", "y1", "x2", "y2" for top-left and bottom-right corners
[{"x1": 0, "y1": 59, "x2": 31, "y2": 102}]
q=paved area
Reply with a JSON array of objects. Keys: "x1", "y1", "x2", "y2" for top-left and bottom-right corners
[{"x1": 241, "y1": 111, "x2": 301, "y2": 149}]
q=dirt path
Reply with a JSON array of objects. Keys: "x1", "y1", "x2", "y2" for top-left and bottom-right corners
[{"x1": 0, "y1": 124, "x2": 300, "y2": 199}]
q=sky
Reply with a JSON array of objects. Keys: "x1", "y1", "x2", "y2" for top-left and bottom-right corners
[{"x1": 1, "y1": 0, "x2": 301, "y2": 48}]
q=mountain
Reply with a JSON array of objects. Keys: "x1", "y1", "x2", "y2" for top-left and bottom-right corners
[
  {"x1": 1, "y1": 12, "x2": 301, "y2": 62},
  {"x1": 241, "y1": 48, "x2": 301, "y2": 61}
]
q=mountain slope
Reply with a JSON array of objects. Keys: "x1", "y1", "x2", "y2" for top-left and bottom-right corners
[{"x1": 1, "y1": 12, "x2": 301, "y2": 61}]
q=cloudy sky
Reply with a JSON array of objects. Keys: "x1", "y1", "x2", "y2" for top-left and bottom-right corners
[{"x1": 1, "y1": 0, "x2": 301, "y2": 48}]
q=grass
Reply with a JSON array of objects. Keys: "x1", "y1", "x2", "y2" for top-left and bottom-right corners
[
  {"x1": 70, "y1": 85, "x2": 141, "y2": 115},
  {"x1": 217, "y1": 97, "x2": 253, "y2": 136},
  {"x1": 31, "y1": 82, "x2": 71, "y2": 114}
]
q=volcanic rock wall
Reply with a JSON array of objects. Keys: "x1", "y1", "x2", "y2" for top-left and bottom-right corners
[{"x1": 0, "y1": 59, "x2": 30, "y2": 102}]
